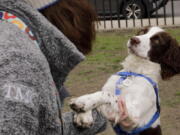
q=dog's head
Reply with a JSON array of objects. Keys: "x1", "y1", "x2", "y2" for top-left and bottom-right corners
[{"x1": 127, "y1": 26, "x2": 180, "y2": 80}]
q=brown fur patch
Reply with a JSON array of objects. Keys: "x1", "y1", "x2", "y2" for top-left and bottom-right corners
[
  {"x1": 140, "y1": 125, "x2": 162, "y2": 135},
  {"x1": 148, "y1": 32, "x2": 180, "y2": 80}
]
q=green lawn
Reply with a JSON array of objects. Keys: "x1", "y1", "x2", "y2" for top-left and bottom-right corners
[{"x1": 66, "y1": 28, "x2": 180, "y2": 87}]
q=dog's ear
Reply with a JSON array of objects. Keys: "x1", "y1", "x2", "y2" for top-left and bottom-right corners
[{"x1": 160, "y1": 37, "x2": 180, "y2": 80}]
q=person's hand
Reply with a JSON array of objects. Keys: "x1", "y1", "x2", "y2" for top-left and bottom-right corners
[
  {"x1": 107, "y1": 96, "x2": 136, "y2": 130},
  {"x1": 117, "y1": 97, "x2": 135, "y2": 129}
]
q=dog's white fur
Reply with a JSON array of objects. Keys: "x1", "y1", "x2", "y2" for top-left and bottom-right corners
[{"x1": 70, "y1": 27, "x2": 163, "y2": 131}]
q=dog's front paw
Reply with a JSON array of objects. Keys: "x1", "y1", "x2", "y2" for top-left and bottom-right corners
[
  {"x1": 74, "y1": 111, "x2": 94, "y2": 128},
  {"x1": 69, "y1": 98, "x2": 86, "y2": 113}
]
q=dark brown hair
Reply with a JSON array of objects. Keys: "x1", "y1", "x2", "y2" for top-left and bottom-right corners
[
  {"x1": 40, "y1": 0, "x2": 97, "y2": 54},
  {"x1": 148, "y1": 32, "x2": 180, "y2": 80}
]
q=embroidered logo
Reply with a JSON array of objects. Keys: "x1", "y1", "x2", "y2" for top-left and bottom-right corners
[
  {"x1": 2, "y1": 83, "x2": 37, "y2": 107},
  {"x1": 0, "y1": 11, "x2": 38, "y2": 47}
]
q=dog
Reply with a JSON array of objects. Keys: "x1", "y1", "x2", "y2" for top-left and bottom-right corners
[{"x1": 69, "y1": 26, "x2": 180, "y2": 135}]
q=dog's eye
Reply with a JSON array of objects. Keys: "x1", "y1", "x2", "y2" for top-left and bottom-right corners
[
  {"x1": 153, "y1": 39, "x2": 159, "y2": 44},
  {"x1": 151, "y1": 36, "x2": 160, "y2": 45}
]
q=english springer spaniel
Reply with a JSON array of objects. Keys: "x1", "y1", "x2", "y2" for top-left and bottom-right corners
[{"x1": 70, "y1": 27, "x2": 180, "y2": 135}]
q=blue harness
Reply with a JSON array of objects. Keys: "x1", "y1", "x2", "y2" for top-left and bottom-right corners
[{"x1": 113, "y1": 72, "x2": 160, "y2": 135}]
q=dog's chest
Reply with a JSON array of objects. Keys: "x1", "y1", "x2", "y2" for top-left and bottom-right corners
[
  {"x1": 102, "y1": 73, "x2": 159, "y2": 128},
  {"x1": 101, "y1": 74, "x2": 135, "y2": 94},
  {"x1": 102, "y1": 73, "x2": 154, "y2": 95}
]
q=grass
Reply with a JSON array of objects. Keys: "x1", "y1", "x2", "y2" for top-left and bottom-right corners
[
  {"x1": 166, "y1": 28, "x2": 180, "y2": 42},
  {"x1": 66, "y1": 32, "x2": 132, "y2": 88},
  {"x1": 87, "y1": 31, "x2": 133, "y2": 64},
  {"x1": 65, "y1": 28, "x2": 180, "y2": 135},
  {"x1": 81, "y1": 28, "x2": 180, "y2": 71},
  {"x1": 66, "y1": 28, "x2": 180, "y2": 86}
]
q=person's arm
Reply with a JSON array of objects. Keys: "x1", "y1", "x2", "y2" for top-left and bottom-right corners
[
  {"x1": 0, "y1": 21, "x2": 57, "y2": 135},
  {"x1": 63, "y1": 110, "x2": 107, "y2": 135},
  {"x1": 0, "y1": 82, "x2": 39, "y2": 135}
]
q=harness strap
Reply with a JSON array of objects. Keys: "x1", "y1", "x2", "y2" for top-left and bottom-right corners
[{"x1": 114, "y1": 72, "x2": 160, "y2": 135}]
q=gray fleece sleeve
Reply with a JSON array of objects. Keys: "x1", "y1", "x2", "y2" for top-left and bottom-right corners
[
  {"x1": 0, "y1": 21, "x2": 45, "y2": 135},
  {"x1": 0, "y1": 83, "x2": 39, "y2": 135},
  {"x1": 63, "y1": 110, "x2": 107, "y2": 135},
  {"x1": 0, "y1": 21, "x2": 107, "y2": 135}
]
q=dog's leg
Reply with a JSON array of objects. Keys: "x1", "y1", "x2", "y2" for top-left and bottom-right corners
[
  {"x1": 70, "y1": 91, "x2": 125, "y2": 127},
  {"x1": 73, "y1": 110, "x2": 94, "y2": 128},
  {"x1": 140, "y1": 125, "x2": 162, "y2": 135},
  {"x1": 70, "y1": 91, "x2": 118, "y2": 113}
]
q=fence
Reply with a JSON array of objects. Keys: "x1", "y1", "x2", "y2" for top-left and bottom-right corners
[{"x1": 88, "y1": 0, "x2": 180, "y2": 30}]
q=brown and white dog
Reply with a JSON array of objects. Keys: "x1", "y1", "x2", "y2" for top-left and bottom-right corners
[{"x1": 69, "y1": 27, "x2": 180, "y2": 135}]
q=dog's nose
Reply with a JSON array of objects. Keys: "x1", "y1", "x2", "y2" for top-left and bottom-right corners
[{"x1": 130, "y1": 37, "x2": 140, "y2": 46}]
